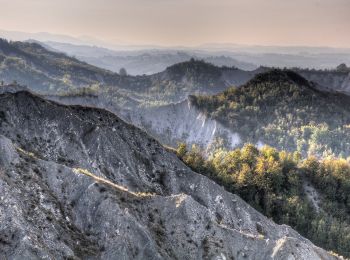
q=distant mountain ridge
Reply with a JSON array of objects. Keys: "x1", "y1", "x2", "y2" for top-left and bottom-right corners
[
  {"x1": 41, "y1": 40, "x2": 350, "y2": 75},
  {"x1": 0, "y1": 39, "x2": 258, "y2": 104},
  {"x1": 1, "y1": 38, "x2": 349, "y2": 101},
  {"x1": 0, "y1": 38, "x2": 122, "y2": 92},
  {"x1": 42, "y1": 41, "x2": 257, "y2": 74}
]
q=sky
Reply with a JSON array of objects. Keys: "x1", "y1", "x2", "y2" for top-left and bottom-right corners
[{"x1": 0, "y1": 0, "x2": 349, "y2": 48}]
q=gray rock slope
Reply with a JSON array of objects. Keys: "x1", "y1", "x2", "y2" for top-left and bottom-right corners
[
  {"x1": 46, "y1": 95, "x2": 242, "y2": 150},
  {"x1": 0, "y1": 91, "x2": 339, "y2": 259},
  {"x1": 122, "y1": 99, "x2": 241, "y2": 149}
]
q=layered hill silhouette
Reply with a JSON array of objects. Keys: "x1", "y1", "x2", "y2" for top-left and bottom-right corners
[
  {"x1": 0, "y1": 39, "x2": 258, "y2": 104},
  {"x1": 41, "y1": 41, "x2": 257, "y2": 74},
  {"x1": 1, "y1": 38, "x2": 349, "y2": 107}
]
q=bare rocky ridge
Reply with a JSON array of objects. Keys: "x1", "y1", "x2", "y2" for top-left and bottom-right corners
[{"x1": 0, "y1": 90, "x2": 340, "y2": 259}]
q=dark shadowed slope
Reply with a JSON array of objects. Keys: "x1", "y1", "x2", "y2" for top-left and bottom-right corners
[{"x1": 0, "y1": 38, "x2": 124, "y2": 92}]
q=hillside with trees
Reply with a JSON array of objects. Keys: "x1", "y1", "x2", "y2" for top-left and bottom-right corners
[
  {"x1": 191, "y1": 69, "x2": 350, "y2": 158},
  {"x1": 176, "y1": 143, "x2": 350, "y2": 257}
]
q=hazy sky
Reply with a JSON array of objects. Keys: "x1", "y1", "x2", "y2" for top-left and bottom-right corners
[{"x1": 1, "y1": 0, "x2": 350, "y2": 47}]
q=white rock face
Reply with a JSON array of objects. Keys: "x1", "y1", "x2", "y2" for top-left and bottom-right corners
[{"x1": 124, "y1": 99, "x2": 241, "y2": 149}]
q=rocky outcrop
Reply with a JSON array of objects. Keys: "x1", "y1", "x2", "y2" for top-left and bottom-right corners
[
  {"x1": 123, "y1": 99, "x2": 241, "y2": 149},
  {"x1": 0, "y1": 91, "x2": 340, "y2": 259}
]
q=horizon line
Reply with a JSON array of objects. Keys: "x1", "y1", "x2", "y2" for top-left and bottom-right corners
[{"x1": 1, "y1": 29, "x2": 350, "y2": 51}]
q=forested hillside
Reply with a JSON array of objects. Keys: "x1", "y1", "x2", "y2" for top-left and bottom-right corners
[
  {"x1": 176, "y1": 143, "x2": 350, "y2": 257},
  {"x1": 191, "y1": 69, "x2": 350, "y2": 158}
]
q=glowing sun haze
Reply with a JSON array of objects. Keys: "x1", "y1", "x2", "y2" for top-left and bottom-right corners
[{"x1": 0, "y1": 0, "x2": 349, "y2": 47}]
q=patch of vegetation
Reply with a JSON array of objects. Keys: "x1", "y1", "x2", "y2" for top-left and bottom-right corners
[
  {"x1": 164, "y1": 58, "x2": 225, "y2": 85},
  {"x1": 176, "y1": 142, "x2": 350, "y2": 257}
]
